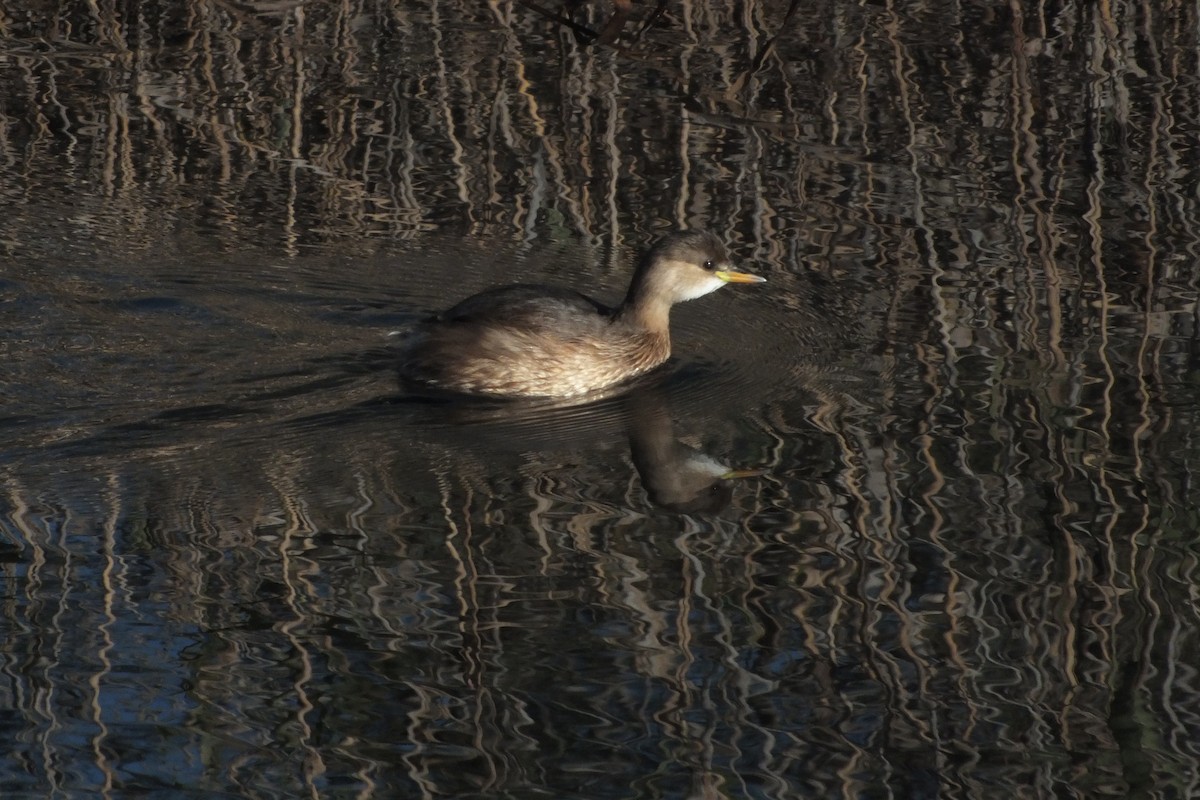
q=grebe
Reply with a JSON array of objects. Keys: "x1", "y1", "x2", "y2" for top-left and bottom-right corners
[{"x1": 400, "y1": 231, "x2": 765, "y2": 398}]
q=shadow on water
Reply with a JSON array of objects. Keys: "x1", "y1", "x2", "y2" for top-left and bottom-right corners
[
  {"x1": 9, "y1": 331, "x2": 775, "y2": 516},
  {"x1": 362, "y1": 361, "x2": 766, "y2": 514}
]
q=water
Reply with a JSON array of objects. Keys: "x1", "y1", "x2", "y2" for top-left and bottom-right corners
[{"x1": 3, "y1": 1, "x2": 1200, "y2": 797}]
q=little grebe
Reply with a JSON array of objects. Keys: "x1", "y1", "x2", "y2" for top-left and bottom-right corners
[{"x1": 400, "y1": 231, "x2": 765, "y2": 398}]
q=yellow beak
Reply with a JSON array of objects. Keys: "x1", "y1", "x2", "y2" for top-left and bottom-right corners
[
  {"x1": 716, "y1": 270, "x2": 766, "y2": 284},
  {"x1": 721, "y1": 468, "x2": 766, "y2": 480}
]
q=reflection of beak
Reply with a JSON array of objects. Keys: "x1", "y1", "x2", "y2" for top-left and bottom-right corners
[
  {"x1": 715, "y1": 269, "x2": 767, "y2": 284},
  {"x1": 721, "y1": 468, "x2": 765, "y2": 480}
]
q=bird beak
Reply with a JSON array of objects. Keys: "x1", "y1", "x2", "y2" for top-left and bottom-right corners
[
  {"x1": 721, "y1": 467, "x2": 765, "y2": 480},
  {"x1": 715, "y1": 269, "x2": 766, "y2": 284}
]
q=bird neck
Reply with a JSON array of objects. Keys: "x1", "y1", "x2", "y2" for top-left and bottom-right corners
[
  {"x1": 616, "y1": 263, "x2": 674, "y2": 334},
  {"x1": 615, "y1": 293, "x2": 672, "y2": 335}
]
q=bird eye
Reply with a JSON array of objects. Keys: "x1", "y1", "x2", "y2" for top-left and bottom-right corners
[{"x1": 703, "y1": 259, "x2": 716, "y2": 270}]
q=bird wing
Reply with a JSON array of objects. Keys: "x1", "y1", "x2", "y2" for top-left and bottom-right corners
[{"x1": 435, "y1": 285, "x2": 613, "y2": 332}]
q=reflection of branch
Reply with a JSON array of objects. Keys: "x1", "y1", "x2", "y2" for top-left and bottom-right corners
[
  {"x1": 514, "y1": 0, "x2": 599, "y2": 43},
  {"x1": 635, "y1": 0, "x2": 669, "y2": 39},
  {"x1": 515, "y1": 0, "x2": 666, "y2": 47},
  {"x1": 594, "y1": 0, "x2": 631, "y2": 45},
  {"x1": 207, "y1": 0, "x2": 277, "y2": 33},
  {"x1": 746, "y1": 0, "x2": 801, "y2": 76}
]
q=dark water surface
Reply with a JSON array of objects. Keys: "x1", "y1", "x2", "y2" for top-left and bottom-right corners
[{"x1": 3, "y1": 1, "x2": 1200, "y2": 797}]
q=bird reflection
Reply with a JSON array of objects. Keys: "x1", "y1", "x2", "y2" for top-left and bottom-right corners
[
  {"x1": 623, "y1": 388, "x2": 760, "y2": 513},
  {"x1": 402, "y1": 375, "x2": 761, "y2": 514}
]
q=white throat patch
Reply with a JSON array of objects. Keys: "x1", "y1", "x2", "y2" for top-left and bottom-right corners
[{"x1": 677, "y1": 273, "x2": 727, "y2": 301}]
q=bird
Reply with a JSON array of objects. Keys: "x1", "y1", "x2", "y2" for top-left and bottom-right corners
[{"x1": 399, "y1": 230, "x2": 765, "y2": 399}]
